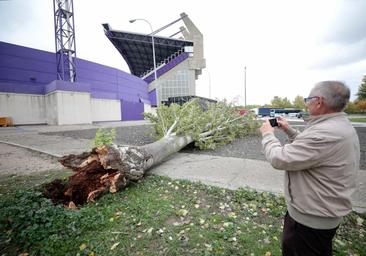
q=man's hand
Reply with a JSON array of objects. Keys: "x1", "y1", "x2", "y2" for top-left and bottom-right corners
[
  {"x1": 260, "y1": 119, "x2": 274, "y2": 136},
  {"x1": 276, "y1": 116, "x2": 290, "y2": 131}
]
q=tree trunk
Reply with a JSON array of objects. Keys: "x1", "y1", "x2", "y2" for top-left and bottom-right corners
[{"x1": 43, "y1": 134, "x2": 193, "y2": 206}]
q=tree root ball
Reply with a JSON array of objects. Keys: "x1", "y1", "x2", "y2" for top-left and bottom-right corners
[{"x1": 42, "y1": 145, "x2": 152, "y2": 207}]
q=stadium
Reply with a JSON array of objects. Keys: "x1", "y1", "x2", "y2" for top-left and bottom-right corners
[{"x1": 0, "y1": 4, "x2": 205, "y2": 125}]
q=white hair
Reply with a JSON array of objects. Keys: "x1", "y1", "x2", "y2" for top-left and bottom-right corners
[{"x1": 311, "y1": 81, "x2": 350, "y2": 111}]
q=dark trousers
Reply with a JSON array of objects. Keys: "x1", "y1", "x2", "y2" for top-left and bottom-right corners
[{"x1": 282, "y1": 212, "x2": 338, "y2": 256}]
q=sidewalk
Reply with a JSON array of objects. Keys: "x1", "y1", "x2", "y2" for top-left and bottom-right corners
[
  {"x1": 0, "y1": 120, "x2": 150, "y2": 157},
  {"x1": 0, "y1": 121, "x2": 365, "y2": 213}
]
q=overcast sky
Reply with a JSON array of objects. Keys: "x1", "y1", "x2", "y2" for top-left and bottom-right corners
[{"x1": 0, "y1": 0, "x2": 365, "y2": 105}]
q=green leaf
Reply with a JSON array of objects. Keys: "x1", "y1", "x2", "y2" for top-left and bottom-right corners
[
  {"x1": 144, "y1": 99, "x2": 260, "y2": 150},
  {"x1": 91, "y1": 128, "x2": 116, "y2": 147}
]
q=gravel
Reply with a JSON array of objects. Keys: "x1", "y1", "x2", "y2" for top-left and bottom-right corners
[{"x1": 181, "y1": 130, "x2": 291, "y2": 161}]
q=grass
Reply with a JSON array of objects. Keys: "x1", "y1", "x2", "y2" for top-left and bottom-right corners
[
  {"x1": 349, "y1": 117, "x2": 366, "y2": 123},
  {"x1": 0, "y1": 171, "x2": 365, "y2": 256}
]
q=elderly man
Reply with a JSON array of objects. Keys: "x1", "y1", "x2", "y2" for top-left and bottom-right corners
[{"x1": 260, "y1": 81, "x2": 360, "y2": 256}]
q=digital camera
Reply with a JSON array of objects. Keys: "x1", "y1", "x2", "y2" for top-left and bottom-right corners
[{"x1": 269, "y1": 118, "x2": 278, "y2": 127}]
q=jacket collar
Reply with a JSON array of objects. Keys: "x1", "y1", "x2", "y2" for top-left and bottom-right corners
[{"x1": 304, "y1": 112, "x2": 346, "y2": 125}]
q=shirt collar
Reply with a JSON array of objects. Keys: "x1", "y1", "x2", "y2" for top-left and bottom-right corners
[{"x1": 305, "y1": 112, "x2": 346, "y2": 125}]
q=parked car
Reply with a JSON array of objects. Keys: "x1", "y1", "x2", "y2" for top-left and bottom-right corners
[
  {"x1": 288, "y1": 113, "x2": 298, "y2": 118},
  {"x1": 237, "y1": 109, "x2": 249, "y2": 116},
  {"x1": 296, "y1": 111, "x2": 309, "y2": 119}
]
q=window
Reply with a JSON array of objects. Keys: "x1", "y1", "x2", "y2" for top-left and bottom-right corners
[{"x1": 159, "y1": 70, "x2": 190, "y2": 101}]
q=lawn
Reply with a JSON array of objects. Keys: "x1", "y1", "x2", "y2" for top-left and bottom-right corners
[
  {"x1": 0, "y1": 170, "x2": 365, "y2": 256},
  {"x1": 349, "y1": 117, "x2": 366, "y2": 123}
]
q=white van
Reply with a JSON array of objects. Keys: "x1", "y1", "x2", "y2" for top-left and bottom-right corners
[{"x1": 288, "y1": 113, "x2": 298, "y2": 118}]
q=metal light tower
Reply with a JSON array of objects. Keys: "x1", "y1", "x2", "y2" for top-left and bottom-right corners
[{"x1": 53, "y1": 0, "x2": 77, "y2": 82}]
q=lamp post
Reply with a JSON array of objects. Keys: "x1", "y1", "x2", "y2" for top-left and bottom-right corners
[{"x1": 129, "y1": 19, "x2": 158, "y2": 83}]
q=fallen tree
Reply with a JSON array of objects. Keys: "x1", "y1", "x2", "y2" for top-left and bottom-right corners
[{"x1": 43, "y1": 100, "x2": 259, "y2": 206}]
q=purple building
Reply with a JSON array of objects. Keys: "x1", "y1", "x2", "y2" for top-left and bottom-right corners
[
  {"x1": 0, "y1": 41, "x2": 150, "y2": 124},
  {"x1": 0, "y1": 13, "x2": 205, "y2": 125}
]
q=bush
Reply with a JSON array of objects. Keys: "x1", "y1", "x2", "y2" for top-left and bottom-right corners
[
  {"x1": 91, "y1": 128, "x2": 116, "y2": 147},
  {"x1": 356, "y1": 100, "x2": 366, "y2": 113},
  {"x1": 344, "y1": 101, "x2": 359, "y2": 114}
]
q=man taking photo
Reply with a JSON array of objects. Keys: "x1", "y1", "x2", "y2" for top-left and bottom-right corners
[{"x1": 259, "y1": 81, "x2": 360, "y2": 256}]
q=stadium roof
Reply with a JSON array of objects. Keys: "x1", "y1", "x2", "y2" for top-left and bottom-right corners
[{"x1": 102, "y1": 24, "x2": 194, "y2": 78}]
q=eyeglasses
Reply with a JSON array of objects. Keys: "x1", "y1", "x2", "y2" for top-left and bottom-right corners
[{"x1": 303, "y1": 96, "x2": 320, "y2": 103}]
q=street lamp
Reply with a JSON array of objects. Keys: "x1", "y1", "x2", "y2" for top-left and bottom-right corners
[{"x1": 129, "y1": 18, "x2": 158, "y2": 83}]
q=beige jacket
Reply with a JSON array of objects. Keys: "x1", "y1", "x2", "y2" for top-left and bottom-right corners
[{"x1": 262, "y1": 112, "x2": 360, "y2": 229}]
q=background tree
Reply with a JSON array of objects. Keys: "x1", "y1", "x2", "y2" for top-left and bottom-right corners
[
  {"x1": 244, "y1": 104, "x2": 261, "y2": 109},
  {"x1": 344, "y1": 101, "x2": 359, "y2": 114},
  {"x1": 262, "y1": 104, "x2": 273, "y2": 108},
  {"x1": 356, "y1": 100, "x2": 366, "y2": 113},
  {"x1": 292, "y1": 95, "x2": 306, "y2": 110},
  {"x1": 356, "y1": 75, "x2": 366, "y2": 100},
  {"x1": 270, "y1": 96, "x2": 292, "y2": 108}
]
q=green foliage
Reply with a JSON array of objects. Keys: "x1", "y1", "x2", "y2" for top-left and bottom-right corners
[
  {"x1": 349, "y1": 117, "x2": 366, "y2": 122},
  {"x1": 356, "y1": 100, "x2": 366, "y2": 113},
  {"x1": 262, "y1": 104, "x2": 273, "y2": 108},
  {"x1": 356, "y1": 75, "x2": 366, "y2": 100},
  {"x1": 1, "y1": 174, "x2": 364, "y2": 255},
  {"x1": 344, "y1": 101, "x2": 359, "y2": 114},
  {"x1": 292, "y1": 95, "x2": 306, "y2": 110},
  {"x1": 0, "y1": 187, "x2": 126, "y2": 255},
  {"x1": 270, "y1": 96, "x2": 293, "y2": 108},
  {"x1": 91, "y1": 128, "x2": 116, "y2": 147},
  {"x1": 238, "y1": 104, "x2": 260, "y2": 110},
  {"x1": 144, "y1": 100, "x2": 260, "y2": 150}
]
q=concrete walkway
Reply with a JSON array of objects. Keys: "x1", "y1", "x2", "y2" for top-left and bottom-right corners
[
  {"x1": 0, "y1": 121, "x2": 365, "y2": 213},
  {"x1": 0, "y1": 120, "x2": 150, "y2": 157}
]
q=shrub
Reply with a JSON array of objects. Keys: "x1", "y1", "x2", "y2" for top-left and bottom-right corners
[{"x1": 91, "y1": 128, "x2": 116, "y2": 147}]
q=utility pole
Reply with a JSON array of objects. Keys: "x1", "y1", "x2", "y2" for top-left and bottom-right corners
[{"x1": 244, "y1": 66, "x2": 247, "y2": 108}]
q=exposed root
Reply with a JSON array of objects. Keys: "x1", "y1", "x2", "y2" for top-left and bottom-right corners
[{"x1": 43, "y1": 145, "x2": 152, "y2": 206}]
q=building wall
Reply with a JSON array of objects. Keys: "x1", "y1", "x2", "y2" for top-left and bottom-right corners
[
  {"x1": 91, "y1": 98, "x2": 121, "y2": 122},
  {"x1": 0, "y1": 92, "x2": 46, "y2": 124},
  {"x1": 154, "y1": 60, "x2": 196, "y2": 103},
  {"x1": 121, "y1": 100, "x2": 144, "y2": 121},
  {"x1": 46, "y1": 91, "x2": 92, "y2": 125},
  {"x1": 0, "y1": 41, "x2": 148, "y2": 123},
  {"x1": 144, "y1": 51, "x2": 200, "y2": 105},
  {"x1": 0, "y1": 42, "x2": 56, "y2": 91},
  {"x1": 76, "y1": 58, "x2": 148, "y2": 103},
  {"x1": 0, "y1": 91, "x2": 121, "y2": 125}
]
